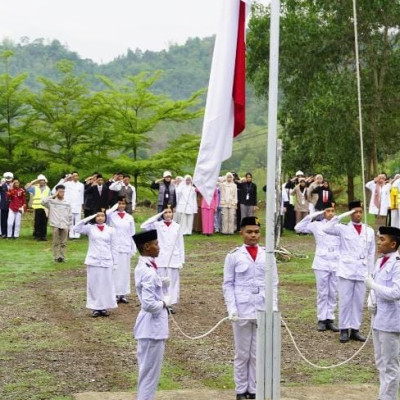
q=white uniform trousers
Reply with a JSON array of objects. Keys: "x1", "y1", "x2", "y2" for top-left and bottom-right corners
[
  {"x1": 69, "y1": 212, "x2": 82, "y2": 238},
  {"x1": 314, "y1": 270, "x2": 338, "y2": 321},
  {"x1": 391, "y1": 209, "x2": 400, "y2": 229},
  {"x1": 113, "y1": 252, "x2": 131, "y2": 296},
  {"x1": 136, "y1": 338, "x2": 165, "y2": 400},
  {"x1": 338, "y1": 277, "x2": 365, "y2": 330},
  {"x1": 7, "y1": 210, "x2": 22, "y2": 237},
  {"x1": 180, "y1": 213, "x2": 194, "y2": 235},
  {"x1": 86, "y1": 265, "x2": 117, "y2": 310},
  {"x1": 373, "y1": 329, "x2": 400, "y2": 400},
  {"x1": 157, "y1": 268, "x2": 180, "y2": 304},
  {"x1": 233, "y1": 319, "x2": 257, "y2": 395}
]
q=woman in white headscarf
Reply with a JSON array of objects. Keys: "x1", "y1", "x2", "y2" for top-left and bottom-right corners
[
  {"x1": 175, "y1": 175, "x2": 197, "y2": 235},
  {"x1": 220, "y1": 172, "x2": 238, "y2": 234}
]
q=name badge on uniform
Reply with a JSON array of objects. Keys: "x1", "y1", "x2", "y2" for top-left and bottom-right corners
[
  {"x1": 165, "y1": 193, "x2": 169, "y2": 199},
  {"x1": 246, "y1": 193, "x2": 250, "y2": 201}
]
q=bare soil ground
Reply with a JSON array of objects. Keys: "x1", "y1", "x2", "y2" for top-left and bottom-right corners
[{"x1": 0, "y1": 231, "x2": 378, "y2": 399}]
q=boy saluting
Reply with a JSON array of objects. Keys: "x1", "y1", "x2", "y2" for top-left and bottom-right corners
[
  {"x1": 132, "y1": 230, "x2": 171, "y2": 400},
  {"x1": 223, "y1": 216, "x2": 279, "y2": 400},
  {"x1": 365, "y1": 226, "x2": 400, "y2": 400}
]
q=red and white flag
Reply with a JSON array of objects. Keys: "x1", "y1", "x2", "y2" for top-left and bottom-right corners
[{"x1": 193, "y1": 0, "x2": 251, "y2": 205}]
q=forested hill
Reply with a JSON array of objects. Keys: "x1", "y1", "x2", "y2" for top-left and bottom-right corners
[
  {"x1": 0, "y1": 36, "x2": 214, "y2": 98},
  {"x1": 0, "y1": 37, "x2": 266, "y2": 126}
]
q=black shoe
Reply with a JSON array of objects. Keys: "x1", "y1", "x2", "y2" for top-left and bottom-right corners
[
  {"x1": 92, "y1": 310, "x2": 101, "y2": 318},
  {"x1": 100, "y1": 310, "x2": 110, "y2": 317},
  {"x1": 119, "y1": 296, "x2": 129, "y2": 304},
  {"x1": 349, "y1": 329, "x2": 366, "y2": 342},
  {"x1": 248, "y1": 393, "x2": 256, "y2": 399},
  {"x1": 317, "y1": 320, "x2": 327, "y2": 331},
  {"x1": 326, "y1": 320, "x2": 339, "y2": 332},
  {"x1": 339, "y1": 329, "x2": 349, "y2": 343},
  {"x1": 236, "y1": 394, "x2": 247, "y2": 400},
  {"x1": 38, "y1": 237, "x2": 47, "y2": 241},
  {"x1": 57, "y1": 257, "x2": 64, "y2": 263}
]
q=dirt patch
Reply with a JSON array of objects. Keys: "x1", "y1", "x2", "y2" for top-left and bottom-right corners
[{"x1": 74, "y1": 385, "x2": 379, "y2": 400}]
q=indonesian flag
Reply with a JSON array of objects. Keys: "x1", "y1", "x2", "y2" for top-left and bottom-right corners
[{"x1": 193, "y1": 0, "x2": 251, "y2": 205}]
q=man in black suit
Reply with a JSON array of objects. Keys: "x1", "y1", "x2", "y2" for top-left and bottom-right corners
[{"x1": 84, "y1": 174, "x2": 109, "y2": 213}]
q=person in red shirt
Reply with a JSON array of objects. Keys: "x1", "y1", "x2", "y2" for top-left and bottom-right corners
[{"x1": 6, "y1": 178, "x2": 26, "y2": 239}]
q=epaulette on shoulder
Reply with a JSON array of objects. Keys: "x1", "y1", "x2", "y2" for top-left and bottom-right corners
[{"x1": 229, "y1": 247, "x2": 240, "y2": 254}]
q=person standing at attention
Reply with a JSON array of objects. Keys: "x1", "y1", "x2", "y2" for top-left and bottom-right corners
[{"x1": 42, "y1": 185, "x2": 72, "y2": 263}]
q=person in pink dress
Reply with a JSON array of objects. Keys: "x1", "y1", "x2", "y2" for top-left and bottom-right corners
[{"x1": 201, "y1": 188, "x2": 219, "y2": 236}]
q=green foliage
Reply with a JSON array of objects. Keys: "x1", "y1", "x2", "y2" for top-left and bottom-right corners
[{"x1": 247, "y1": 1, "x2": 400, "y2": 193}]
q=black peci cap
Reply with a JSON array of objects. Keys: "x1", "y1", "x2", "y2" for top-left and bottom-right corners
[
  {"x1": 241, "y1": 216, "x2": 261, "y2": 228},
  {"x1": 323, "y1": 202, "x2": 335, "y2": 210},
  {"x1": 133, "y1": 230, "x2": 158, "y2": 247},
  {"x1": 378, "y1": 226, "x2": 400, "y2": 237},
  {"x1": 348, "y1": 200, "x2": 362, "y2": 210}
]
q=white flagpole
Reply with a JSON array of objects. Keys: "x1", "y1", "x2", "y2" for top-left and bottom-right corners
[{"x1": 257, "y1": 0, "x2": 281, "y2": 398}]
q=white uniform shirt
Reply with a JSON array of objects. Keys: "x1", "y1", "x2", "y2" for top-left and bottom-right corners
[
  {"x1": 106, "y1": 210, "x2": 136, "y2": 255},
  {"x1": 370, "y1": 251, "x2": 400, "y2": 333},
  {"x1": 323, "y1": 216, "x2": 375, "y2": 280},
  {"x1": 141, "y1": 212, "x2": 185, "y2": 269},
  {"x1": 223, "y1": 245, "x2": 279, "y2": 319},
  {"x1": 365, "y1": 180, "x2": 391, "y2": 216},
  {"x1": 295, "y1": 216, "x2": 340, "y2": 271},
  {"x1": 54, "y1": 179, "x2": 84, "y2": 213},
  {"x1": 74, "y1": 222, "x2": 118, "y2": 268},
  {"x1": 134, "y1": 256, "x2": 169, "y2": 340}
]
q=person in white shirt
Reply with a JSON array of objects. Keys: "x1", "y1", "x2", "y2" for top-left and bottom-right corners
[
  {"x1": 106, "y1": 197, "x2": 136, "y2": 304},
  {"x1": 295, "y1": 202, "x2": 340, "y2": 332},
  {"x1": 175, "y1": 175, "x2": 197, "y2": 235},
  {"x1": 366, "y1": 226, "x2": 400, "y2": 400},
  {"x1": 74, "y1": 211, "x2": 118, "y2": 318},
  {"x1": 366, "y1": 173, "x2": 391, "y2": 230},
  {"x1": 141, "y1": 206, "x2": 185, "y2": 313},
  {"x1": 323, "y1": 200, "x2": 375, "y2": 343}
]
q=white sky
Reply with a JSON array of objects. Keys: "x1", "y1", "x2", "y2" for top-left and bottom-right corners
[{"x1": 0, "y1": 0, "x2": 269, "y2": 64}]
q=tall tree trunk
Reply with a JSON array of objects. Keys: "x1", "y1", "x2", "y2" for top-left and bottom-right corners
[{"x1": 347, "y1": 174, "x2": 354, "y2": 203}]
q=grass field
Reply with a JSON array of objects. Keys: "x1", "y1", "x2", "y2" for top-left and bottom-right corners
[{"x1": 0, "y1": 208, "x2": 378, "y2": 399}]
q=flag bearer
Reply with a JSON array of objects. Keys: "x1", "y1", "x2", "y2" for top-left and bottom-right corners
[
  {"x1": 140, "y1": 206, "x2": 184, "y2": 313},
  {"x1": 223, "y1": 216, "x2": 279, "y2": 400},
  {"x1": 295, "y1": 202, "x2": 340, "y2": 332},
  {"x1": 365, "y1": 226, "x2": 400, "y2": 400},
  {"x1": 323, "y1": 200, "x2": 375, "y2": 343},
  {"x1": 133, "y1": 230, "x2": 171, "y2": 400}
]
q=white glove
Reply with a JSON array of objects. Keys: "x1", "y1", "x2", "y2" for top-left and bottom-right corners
[
  {"x1": 309, "y1": 210, "x2": 324, "y2": 220},
  {"x1": 365, "y1": 276, "x2": 375, "y2": 290},
  {"x1": 161, "y1": 277, "x2": 170, "y2": 288},
  {"x1": 368, "y1": 303, "x2": 377, "y2": 316},
  {"x1": 163, "y1": 295, "x2": 172, "y2": 307},
  {"x1": 81, "y1": 214, "x2": 97, "y2": 223},
  {"x1": 338, "y1": 209, "x2": 355, "y2": 220},
  {"x1": 229, "y1": 312, "x2": 239, "y2": 322}
]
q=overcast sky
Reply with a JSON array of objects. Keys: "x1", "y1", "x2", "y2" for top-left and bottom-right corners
[{"x1": 0, "y1": 0, "x2": 269, "y2": 64}]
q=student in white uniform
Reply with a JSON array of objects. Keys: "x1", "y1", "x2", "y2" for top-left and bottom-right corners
[
  {"x1": 175, "y1": 174, "x2": 197, "y2": 235},
  {"x1": 140, "y1": 206, "x2": 184, "y2": 313},
  {"x1": 365, "y1": 226, "x2": 400, "y2": 400},
  {"x1": 223, "y1": 216, "x2": 279, "y2": 400},
  {"x1": 323, "y1": 200, "x2": 375, "y2": 343},
  {"x1": 106, "y1": 196, "x2": 136, "y2": 304},
  {"x1": 295, "y1": 202, "x2": 340, "y2": 332},
  {"x1": 74, "y1": 211, "x2": 118, "y2": 317},
  {"x1": 133, "y1": 230, "x2": 171, "y2": 400}
]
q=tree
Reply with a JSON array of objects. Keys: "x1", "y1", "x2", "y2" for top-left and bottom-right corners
[
  {"x1": 95, "y1": 71, "x2": 203, "y2": 190},
  {"x1": 27, "y1": 60, "x2": 106, "y2": 175},
  {"x1": 247, "y1": 1, "x2": 400, "y2": 200},
  {"x1": 0, "y1": 50, "x2": 31, "y2": 171}
]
